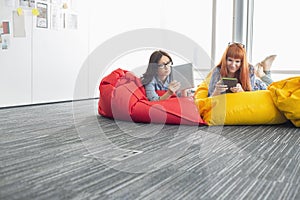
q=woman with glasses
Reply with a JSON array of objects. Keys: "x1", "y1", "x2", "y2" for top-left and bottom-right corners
[
  {"x1": 141, "y1": 50, "x2": 190, "y2": 101},
  {"x1": 208, "y1": 43, "x2": 276, "y2": 97}
]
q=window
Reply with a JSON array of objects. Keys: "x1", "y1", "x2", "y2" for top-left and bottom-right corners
[{"x1": 252, "y1": 0, "x2": 300, "y2": 80}]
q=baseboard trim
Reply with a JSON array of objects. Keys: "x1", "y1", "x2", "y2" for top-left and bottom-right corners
[{"x1": 0, "y1": 98, "x2": 99, "y2": 110}]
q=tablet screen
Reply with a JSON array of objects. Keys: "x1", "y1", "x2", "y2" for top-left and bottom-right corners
[
  {"x1": 222, "y1": 77, "x2": 238, "y2": 93},
  {"x1": 171, "y1": 63, "x2": 195, "y2": 90}
]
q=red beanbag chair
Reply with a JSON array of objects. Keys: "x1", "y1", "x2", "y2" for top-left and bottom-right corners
[{"x1": 98, "y1": 68, "x2": 206, "y2": 125}]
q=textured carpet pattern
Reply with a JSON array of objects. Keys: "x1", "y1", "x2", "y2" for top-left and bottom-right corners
[{"x1": 0, "y1": 99, "x2": 299, "y2": 200}]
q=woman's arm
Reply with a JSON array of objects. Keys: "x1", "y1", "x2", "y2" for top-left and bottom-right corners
[
  {"x1": 208, "y1": 68, "x2": 222, "y2": 96},
  {"x1": 158, "y1": 89, "x2": 174, "y2": 100},
  {"x1": 145, "y1": 80, "x2": 180, "y2": 101},
  {"x1": 159, "y1": 80, "x2": 181, "y2": 100},
  {"x1": 180, "y1": 89, "x2": 193, "y2": 97},
  {"x1": 211, "y1": 80, "x2": 228, "y2": 96}
]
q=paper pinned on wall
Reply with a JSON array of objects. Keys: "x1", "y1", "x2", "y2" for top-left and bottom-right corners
[
  {"x1": 12, "y1": 11, "x2": 26, "y2": 37},
  {"x1": 64, "y1": 12, "x2": 78, "y2": 30}
]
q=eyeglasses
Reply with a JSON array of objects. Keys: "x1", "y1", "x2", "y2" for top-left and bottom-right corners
[
  {"x1": 158, "y1": 61, "x2": 173, "y2": 69},
  {"x1": 228, "y1": 42, "x2": 245, "y2": 48}
]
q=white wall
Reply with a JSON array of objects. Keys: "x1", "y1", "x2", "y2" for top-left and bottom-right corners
[
  {"x1": 0, "y1": 0, "x2": 216, "y2": 107},
  {"x1": 0, "y1": 2, "x2": 33, "y2": 106},
  {"x1": 87, "y1": 0, "x2": 214, "y2": 98},
  {"x1": 0, "y1": 0, "x2": 89, "y2": 107}
]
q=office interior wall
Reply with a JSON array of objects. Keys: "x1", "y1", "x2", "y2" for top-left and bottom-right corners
[
  {"x1": 0, "y1": 0, "x2": 89, "y2": 107},
  {"x1": 0, "y1": 1, "x2": 33, "y2": 106},
  {"x1": 31, "y1": 3, "x2": 90, "y2": 104},
  {"x1": 0, "y1": 0, "x2": 215, "y2": 107},
  {"x1": 87, "y1": 0, "x2": 214, "y2": 98}
]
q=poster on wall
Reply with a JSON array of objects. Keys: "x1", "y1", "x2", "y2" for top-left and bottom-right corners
[
  {"x1": 19, "y1": 0, "x2": 35, "y2": 8},
  {"x1": 2, "y1": 21, "x2": 10, "y2": 34},
  {"x1": 29, "y1": 0, "x2": 35, "y2": 7},
  {"x1": 36, "y1": 2, "x2": 48, "y2": 28},
  {"x1": 19, "y1": 0, "x2": 29, "y2": 7}
]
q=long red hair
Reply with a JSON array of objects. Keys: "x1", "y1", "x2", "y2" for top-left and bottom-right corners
[{"x1": 217, "y1": 43, "x2": 252, "y2": 91}]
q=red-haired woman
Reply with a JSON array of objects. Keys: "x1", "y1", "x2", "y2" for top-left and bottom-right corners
[{"x1": 208, "y1": 43, "x2": 276, "y2": 96}]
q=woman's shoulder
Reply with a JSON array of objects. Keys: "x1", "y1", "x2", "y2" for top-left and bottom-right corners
[
  {"x1": 211, "y1": 66, "x2": 221, "y2": 76},
  {"x1": 248, "y1": 64, "x2": 255, "y2": 75},
  {"x1": 249, "y1": 64, "x2": 254, "y2": 69},
  {"x1": 209, "y1": 67, "x2": 221, "y2": 84},
  {"x1": 145, "y1": 76, "x2": 158, "y2": 85}
]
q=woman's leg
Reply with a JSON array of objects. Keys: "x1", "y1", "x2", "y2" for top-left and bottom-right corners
[
  {"x1": 260, "y1": 71, "x2": 273, "y2": 86},
  {"x1": 255, "y1": 55, "x2": 276, "y2": 86},
  {"x1": 261, "y1": 55, "x2": 276, "y2": 71}
]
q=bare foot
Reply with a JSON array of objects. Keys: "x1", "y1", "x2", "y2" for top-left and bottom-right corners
[
  {"x1": 254, "y1": 63, "x2": 266, "y2": 78},
  {"x1": 260, "y1": 55, "x2": 277, "y2": 71}
]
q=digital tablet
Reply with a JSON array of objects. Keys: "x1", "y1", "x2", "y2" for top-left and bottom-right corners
[
  {"x1": 171, "y1": 63, "x2": 195, "y2": 90},
  {"x1": 222, "y1": 77, "x2": 238, "y2": 93}
]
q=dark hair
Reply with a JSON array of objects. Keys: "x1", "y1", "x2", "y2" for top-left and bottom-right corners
[{"x1": 141, "y1": 50, "x2": 173, "y2": 86}]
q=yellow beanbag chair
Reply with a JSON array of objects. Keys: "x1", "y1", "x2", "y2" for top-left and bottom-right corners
[
  {"x1": 196, "y1": 90, "x2": 287, "y2": 125},
  {"x1": 194, "y1": 72, "x2": 287, "y2": 125},
  {"x1": 268, "y1": 76, "x2": 300, "y2": 127}
]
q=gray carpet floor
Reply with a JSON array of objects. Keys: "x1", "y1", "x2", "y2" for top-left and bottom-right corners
[{"x1": 1, "y1": 99, "x2": 299, "y2": 200}]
